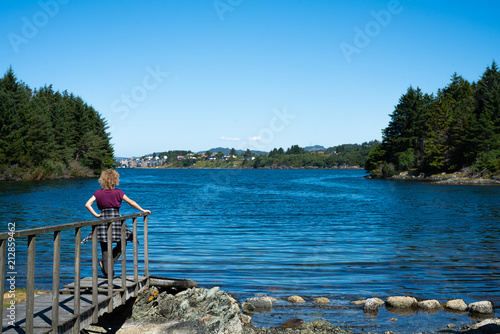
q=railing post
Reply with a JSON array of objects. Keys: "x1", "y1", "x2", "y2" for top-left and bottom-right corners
[
  {"x1": 0, "y1": 239, "x2": 6, "y2": 329},
  {"x1": 133, "y1": 217, "x2": 138, "y2": 296},
  {"x1": 107, "y1": 222, "x2": 113, "y2": 312},
  {"x1": 144, "y1": 215, "x2": 149, "y2": 288},
  {"x1": 121, "y1": 219, "x2": 126, "y2": 304},
  {"x1": 73, "y1": 227, "x2": 81, "y2": 333},
  {"x1": 26, "y1": 235, "x2": 36, "y2": 333},
  {"x1": 52, "y1": 231, "x2": 61, "y2": 332},
  {"x1": 92, "y1": 225, "x2": 98, "y2": 323}
]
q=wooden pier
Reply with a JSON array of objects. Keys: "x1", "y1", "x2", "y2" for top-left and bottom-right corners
[{"x1": 0, "y1": 212, "x2": 151, "y2": 333}]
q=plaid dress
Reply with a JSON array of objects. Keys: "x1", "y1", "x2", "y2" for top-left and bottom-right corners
[{"x1": 82, "y1": 207, "x2": 133, "y2": 244}]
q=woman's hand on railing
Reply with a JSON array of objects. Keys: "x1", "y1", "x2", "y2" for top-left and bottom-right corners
[{"x1": 142, "y1": 210, "x2": 152, "y2": 215}]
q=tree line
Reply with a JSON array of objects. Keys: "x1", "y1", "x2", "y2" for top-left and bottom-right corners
[
  {"x1": 152, "y1": 143, "x2": 377, "y2": 169},
  {"x1": 0, "y1": 67, "x2": 114, "y2": 180},
  {"x1": 252, "y1": 143, "x2": 378, "y2": 169},
  {"x1": 366, "y1": 61, "x2": 500, "y2": 178}
]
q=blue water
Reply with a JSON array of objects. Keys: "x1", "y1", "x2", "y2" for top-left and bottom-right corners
[{"x1": 1, "y1": 169, "x2": 500, "y2": 332}]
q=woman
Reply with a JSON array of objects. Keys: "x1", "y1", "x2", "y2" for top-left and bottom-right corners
[{"x1": 83, "y1": 169, "x2": 151, "y2": 276}]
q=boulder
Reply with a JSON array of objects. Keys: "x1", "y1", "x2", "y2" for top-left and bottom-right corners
[
  {"x1": 287, "y1": 295, "x2": 306, "y2": 303},
  {"x1": 127, "y1": 286, "x2": 243, "y2": 334},
  {"x1": 246, "y1": 296, "x2": 273, "y2": 310},
  {"x1": 463, "y1": 318, "x2": 500, "y2": 331},
  {"x1": 314, "y1": 297, "x2": 330, "y2": 304},
  {"x1": 418, "y1": 299, "x2": 441, "y2": 311},
  {"x1": 469, "y1": 301, "x2": 494, "y2": 314},
  {"x1": 363, "y1": 298, "x2": 381, "y2": 312},
  {"x1": 444, "y1": 299, "x2": 468, "y2": 312},
  {"x1": 241, "y1": 302, "x2": 256, "y2": 315},
  {"x1": 385, "y1": 296, "x2": 418, "y2": 309}
]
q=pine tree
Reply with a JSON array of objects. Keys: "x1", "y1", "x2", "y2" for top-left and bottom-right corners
[
  {"x1": 424, "y1": 74, "x2": 475, "y2": 172},
  {"x1": 381, "y1": 86, "x2": 433, "y2": 170}
]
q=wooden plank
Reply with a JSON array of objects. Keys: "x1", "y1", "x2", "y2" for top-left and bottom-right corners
[
  {"x1": 73, "y1": 227, "x2": 81, "y2": 333},
  {"x1": 107, "y1": 223, "x2": 113, "y2": 313},
  {"x1": 133, "y1": 217, "x2": 138, "y2": 297},
  {"x1": 2, "y1": 294, "x2": 108, "y2": 331},
  {"x1": 144, "y1": 215, "x2": 149, "y2": 289},
  {"x1": 26, "y1": 235, "x2": 36, "y2": 333},
  {"x1": 121, "y1": 220, "x2": 127, "y2": 305},
  {"x1": 91, "y1": 225, "x2": 99, "y2": 323},
  {"x1": 52, "y1": 231, "x2": 61, "y2": 332},
  {"x1": 149, "y1": 276, "x2": 197, "y2": 289}
]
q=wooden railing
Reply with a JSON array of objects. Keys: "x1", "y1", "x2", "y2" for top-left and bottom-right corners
[{"x1": 0, "y1": 212, "x2": 150, "y2": 333}]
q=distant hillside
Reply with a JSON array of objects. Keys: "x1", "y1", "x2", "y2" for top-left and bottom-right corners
[
  {"x1": 199, "y1": 147, "x2": 268, "y2": 155},
  {"x1": 304, "y1": 145, "x2": 326, "y2": 152}
]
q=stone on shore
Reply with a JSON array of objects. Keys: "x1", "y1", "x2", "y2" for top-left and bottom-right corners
[
  {"x1": 246, "y1": 297, "x2": 273, "y2": 310},
  {"x1": 463, "y1": 318, "x2": 500, "y2": 331},
  {"x1": 287, "y1": 295, "x2": 306, "y2": 303},
  {"x1": 444, "y1": 299, "x2": 468, "y2": 312},
  {"x1": 242, "y1": 302, "x2": 256, "y2": 314},
  {"x1": 240, "y1": 313, "x2": 252, "y2": 324},
  {"x1": 385, "y1": 296, "x2": 418, "y2": 309},
  {"x1": 418, "y1": 299, "x2": 441, "y2": 311},
  {"x1": 126, "y1": 286, "x2": 243, "y2": 334},
  {"x1": 468, "y1": 301, "x2": 494, "y2": 314}
]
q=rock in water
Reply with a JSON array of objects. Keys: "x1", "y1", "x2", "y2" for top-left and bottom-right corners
[
  {"x1": 287, "y1": 295, "x2": 306, "y2": 303},
  {"x1": 246, "y1": 297, "x2": 273, "y2": 310},
  {"x1": 385, "y1": 296, "x2": 418, "y2": 309},
  {"x1": 314, "y1": 297, "x2": 330, "y2": 304},
  {"x1": 418, "y1": 299, "x2": 441, "y2": 311},
  {"x1": 444, "y1": 299, "x2": 468, "y2": 312},
  {"x1": 469, "y1": 301, "x2": 494, "y2": 314},
  {"x1": 127, "y1": 286, "x2": 243, "y2": 334},
  {"x1": 363, "y1": 298, "x2": 381, "y2": 312}
]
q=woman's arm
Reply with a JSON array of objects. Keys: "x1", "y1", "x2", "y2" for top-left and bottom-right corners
[
  {"x1": 123, "y1": 195, "x2": 152, "y2": 214},
  {"x1": 85, "y1": 196, "x2": 101, "y2": 218}
]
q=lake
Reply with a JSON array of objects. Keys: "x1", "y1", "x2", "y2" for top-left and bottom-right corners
[{"x1": 1, "y1": 168, "x2": 499, "y2": 332}]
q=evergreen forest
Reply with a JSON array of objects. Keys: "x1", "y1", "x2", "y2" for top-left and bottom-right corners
[
  {"x1": 251, "y1": 143, "x2": 378, "y2": 169},
  {"x1": 366, "y1": 61, "x2": 500, "y2": 178},
  {"x1": 0, "y1": 67, "x2": 114, "y2": 180}
]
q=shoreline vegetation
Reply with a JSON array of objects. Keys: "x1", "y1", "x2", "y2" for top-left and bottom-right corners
[
  {"x1": 2, "y1": 62, "x2": 499, "y2": 184},
  {"x1": 365, "y1": 61, "x2": 500, "y2": 182},
  {"x1": 0, "y1": 67, "x2": 114, "y2": 181}
]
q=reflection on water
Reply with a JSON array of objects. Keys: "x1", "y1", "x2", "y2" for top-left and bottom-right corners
[{"x1": 1, "y1": 169, "x2": 499, "y2": 332}]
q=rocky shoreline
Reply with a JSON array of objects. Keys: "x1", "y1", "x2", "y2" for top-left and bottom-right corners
[
  {"x1": 367, "y1": 171, "x2": 500, "y2": 186},
  {"x1": 83, "y1": 286, "x2": 500, "y2": 334}
]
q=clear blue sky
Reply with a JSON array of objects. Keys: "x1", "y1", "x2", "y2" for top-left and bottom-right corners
[{"x1": 1, "y1": 0, "x2": 499, "y2": 157}]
